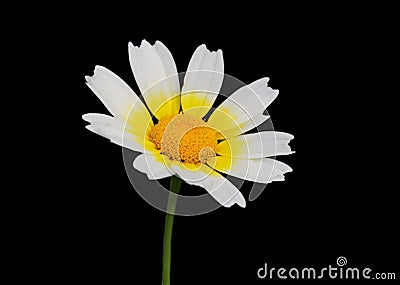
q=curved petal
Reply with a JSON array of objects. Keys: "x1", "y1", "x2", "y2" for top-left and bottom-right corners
[
  {"x1": 83, "y1": 113, "x2": 127, "y2": 130},
  {"x1": 128, "y1": 40, "x2": 180, "y2": 119},
  {"x1": 206, "y1": 156, "x2": 292, "y2": 184},
  {"x1": 85, "y1": 66, "x2": 150, "y2": 119},
  {"x1": 85, "y1": 66, "x2": 153, "y2": 140},
  {"x1": 269, "y1": 174, "x2": 285, "y2": 182},
  {"x1": 181, "y1": 45, "x2": 224, "y2": 118},
  {"x1": 215, "y1": 114, "x2": 270, "y2": 139},
  {"x1": 171, "y1": 162, "x2": 246, "y2": 208},
  {"x1": 207, "y1": 78, "x2": 278, "y2": 133},
  {"x1": 216, "y1": 131, "x2": 294, "y2": 158},
  {"x1": 83, "y1": 113, "x2": 157, "y2": 153},
  {"x1": 133, "y1": 153, "x2": 174, "y2": 180}
]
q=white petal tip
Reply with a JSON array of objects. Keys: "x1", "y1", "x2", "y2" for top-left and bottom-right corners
[
  {"x1": 226, "y1": 201, "x2": 246, "y2": 208},
  {"x1": 262, "y1": 77, "x2": 270, "y2": 85},
  {"x1": 140, "y1": 39, "x2": 151, "y2": 47},
  {"x1": 264, "y1": 115, "x2": 271, "y2": 120},
  {"x1": 277, "y1": 150, "x2": 295, "y2": 156},
  {"x1": 132, "y1": 157, "x2": 143, "y2": 172},
  {"x1": 197, "y1": 44, "x2": 207, "y2": 52},
  {"x1": 223, "y1": 195, "x2": 246, "y2": 208},
  {"x1": 82, "y1": 114, "x2": 91, "y2": 122},
  {"x1": 129, "y1": 41, "x2": 144, "y2": 50},
  {"x1": 85, "y1": 125, "x2": 95, "y2": 132}
]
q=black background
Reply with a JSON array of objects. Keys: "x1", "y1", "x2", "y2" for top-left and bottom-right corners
[{"x1": 36, "y1": 5, "x2": 398, "y2": 284}]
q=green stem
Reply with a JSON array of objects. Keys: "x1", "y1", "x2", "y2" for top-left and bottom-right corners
[{"x1": 162, "y1": 176, "x2": 182, "y2": 285}]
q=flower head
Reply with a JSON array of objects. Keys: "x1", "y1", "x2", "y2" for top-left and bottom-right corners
[{"x1": 83, "y1": 40, "x2": 294, "y2": 208}]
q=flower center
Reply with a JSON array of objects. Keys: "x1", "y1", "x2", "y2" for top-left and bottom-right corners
[{"x1": 149, "y1": 114, "x2": 218, "y2": 164}]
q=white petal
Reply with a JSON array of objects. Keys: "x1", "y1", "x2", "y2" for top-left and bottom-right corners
[
  {"x1": 128, "y1": 40, "x2": 180, "y2": 118},
  {"x1": 133, "y1": 154, "x2": 173, "y2": 180},
  {"x1": 216, "y1": 131, "x2": 294, "y2": 158},
  {"x1": 269, "y1": 174, "x2": 285, "y2": 182},
  {"x1": 171, "y1": 163, "x2": 246, "y2": 208},
  {"x1": 83, "y1": 113, "x2": 126, "y2": 130},
  {"x1": 207, "y1": 78, "x2": 278, "y2": 133},
  {"x1": 216, "y1": 114, "x2": 270, "y2": 139},
  {"x1": 207, "y1": 156, "x2": 292, "y2": 184},
  {"x1": 83, "y1": 113, "x2": 156, "y2": 153},
  {"x1": 85, "y1": 125, "x2": 143, "y2": 153},
  {"x1": 181, "y1": 45, "x2": 224, "y2": 118},
  {"x1": 85, "y1": 66, "x2": 144, "y2": 121}
]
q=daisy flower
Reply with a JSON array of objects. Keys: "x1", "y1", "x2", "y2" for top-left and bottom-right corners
[{"x1": 83, "y1": 40, "x2": 294, "y2": 209}]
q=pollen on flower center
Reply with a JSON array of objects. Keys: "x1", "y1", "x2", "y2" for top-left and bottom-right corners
[{"x1": 149, "y1": 113, "x2": 218, "y2": 164}]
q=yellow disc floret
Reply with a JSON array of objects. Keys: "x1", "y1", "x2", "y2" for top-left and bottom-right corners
[
  {"x1": 149, "y1": 114, "x2": 176, "y2": 150},
  {"x1": 149, "y1": 113, "x2": 218, "y2": 164}
]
